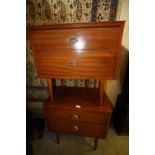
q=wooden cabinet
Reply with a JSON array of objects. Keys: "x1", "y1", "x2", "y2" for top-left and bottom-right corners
[
  {"x1": 28, "y1": 21, "x2": 125, "y2": 150},
  {"x1": 43, "y1": 87, "x2": 112, "y2": 139}
]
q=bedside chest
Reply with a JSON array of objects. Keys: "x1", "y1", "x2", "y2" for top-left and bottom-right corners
[{"x1": 28, "y1": 21, "x2": 125, "y2": 150}]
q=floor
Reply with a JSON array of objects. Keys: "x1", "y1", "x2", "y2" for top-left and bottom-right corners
[{"x1": 31, "y1": 124, "x2": 129, "y2": 155}]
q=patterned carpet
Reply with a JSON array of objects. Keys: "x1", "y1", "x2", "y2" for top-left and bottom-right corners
[{"x1": 31, "y1": 124, "x2": 129, "y2": 155}]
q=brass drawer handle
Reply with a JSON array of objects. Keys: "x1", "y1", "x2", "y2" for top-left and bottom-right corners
[
  {"x1": 69, "y1": 37, "x2": 78, "y2": 44},
  {"x1": 73, "y1": 126, "x2": 79, "y2": 131},
  {"x1": 68, "y1": 59, "x2": 79, "y2": 67},
  {"x1": 72, "y1": 115, "x2": 79, "y2": 120}
]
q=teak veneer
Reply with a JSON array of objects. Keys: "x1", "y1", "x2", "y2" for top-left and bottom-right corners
[{"x1": 28, "y1": 21, "x2": 125, "y2": 150}]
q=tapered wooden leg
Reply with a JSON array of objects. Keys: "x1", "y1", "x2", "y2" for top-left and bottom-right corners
[
  {"x1": 94, "y1": 138, "x2": 98, "y2": 150},
  {"x1": 47, "y1": 79, "x2": 53, "y2": 103},
  {"x1": 55, "y1": 133, "x2": 61, "y2": 144}
]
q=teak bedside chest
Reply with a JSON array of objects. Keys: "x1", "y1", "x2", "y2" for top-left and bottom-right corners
[{"x1": 28, "y1": 21, "x2": 125, "y2": 150}]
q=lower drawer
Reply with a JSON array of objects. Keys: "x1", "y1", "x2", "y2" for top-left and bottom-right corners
[{"x1": 47, "y1": 119, "x2": 107, "y2": 138}]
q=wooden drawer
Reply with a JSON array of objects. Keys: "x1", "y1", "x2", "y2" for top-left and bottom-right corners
[
  {"x1": 30, "y1": 27, "x2": 120, "y2": 51},
  {"x1": 47, "y1": 119, "x2": 107, "y2": 138},
  {"x1": 45, "y1": 108, "x2": 109, "y2": 125},
  {"x1": 29, "y1": 22, "x2": 124, "y2": 79},
  {"x1": 35, "y1": 54, "x2": 117, "y2": 79}
]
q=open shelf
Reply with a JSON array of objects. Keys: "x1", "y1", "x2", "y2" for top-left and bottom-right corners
[
  {"x1": 44, "y1": 87, "x2": 112, "y2": 112},
  {"x1": 55, "y1": 87, "x2": 99, "y2": 104}
]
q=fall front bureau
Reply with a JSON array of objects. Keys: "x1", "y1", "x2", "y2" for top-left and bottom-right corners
[{"x1": 28, "y1": 21, "x2": 125, "y2": 150}]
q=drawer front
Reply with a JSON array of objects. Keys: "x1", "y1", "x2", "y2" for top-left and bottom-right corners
[
  {"x1": 35, "y1": 54, "x2": 117, "y2": 79},
  {"x1": 29, "y1": 22, "x2": 125, "y2": 79},
  {"x1": 30, "y1": 27, "x2": 120, "y2": 51},
  {"x1": 45, "y1": 108, "x2": 109, "y2": 125},
  {"x1": 47, "y1": 119, "x2": 107, "y2": 138}
]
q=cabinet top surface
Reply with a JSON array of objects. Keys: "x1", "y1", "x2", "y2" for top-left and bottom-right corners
[{"x1": 28, "y1": 21, "x2": 125, "y2": 31}]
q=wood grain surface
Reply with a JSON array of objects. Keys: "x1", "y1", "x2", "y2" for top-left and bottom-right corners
[{"x1": 28, "y1": 22, "x2": 125, "y2": 80}]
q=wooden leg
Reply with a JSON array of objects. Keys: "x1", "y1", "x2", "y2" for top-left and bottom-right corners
[
  {"x1": 55, "y1": 133, "x2": 61, "y2": 144},
  {"x1": 47, "y1": 79, "x2": 53, "y2": 103},
  {"x1": 94, "y1": 138, "x2": 98, "y2": 150}
]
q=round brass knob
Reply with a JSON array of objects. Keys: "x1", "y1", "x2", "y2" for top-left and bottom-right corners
[
  {"x1": 73, "y1": 126, "x2": 79, "y2": 131},
  {"x1": 72, "y1": 115, "x2": 79, "y2": 120}
]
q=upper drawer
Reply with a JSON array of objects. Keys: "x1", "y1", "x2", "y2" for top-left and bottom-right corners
[
  {"x1": 45, "y1": 108, "x2": 110, "y2": 125},
  {"x1": 30, "y1": 27, "x2": 121, "y2": 51}
]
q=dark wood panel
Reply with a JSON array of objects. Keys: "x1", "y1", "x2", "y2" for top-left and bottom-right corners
[{"x1": 47, "y1": 119, "x2": 107, "y2": 138}]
